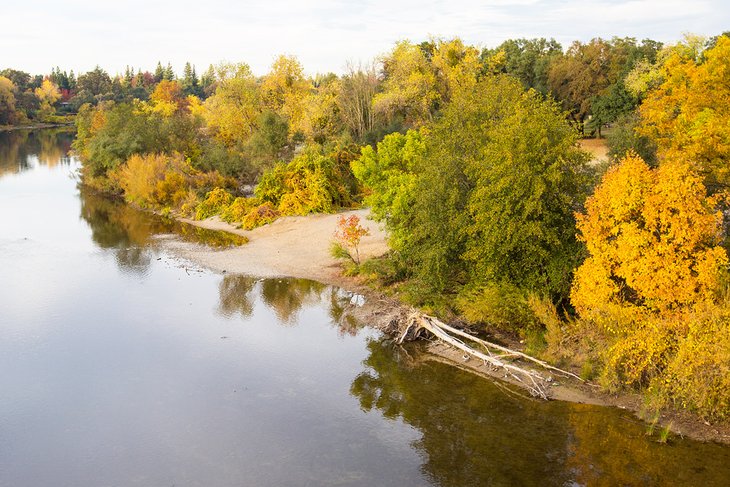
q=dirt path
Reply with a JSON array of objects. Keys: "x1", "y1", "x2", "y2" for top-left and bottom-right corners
[{"x1": 578, "y1": 137, "x2": 609, "y2": 165}]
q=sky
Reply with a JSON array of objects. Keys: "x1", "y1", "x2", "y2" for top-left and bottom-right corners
[{"x1": 2, "y1": 0, "x2": 728, "y2": 77}]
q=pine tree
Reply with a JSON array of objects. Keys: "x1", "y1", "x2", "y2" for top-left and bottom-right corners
[{"x1": 154, "y1": 62, "x2": 164, "y2": 82}]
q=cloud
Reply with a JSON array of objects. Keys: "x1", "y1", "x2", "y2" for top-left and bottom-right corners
[{"x1": 1, "y1": 0, "x2": 728, "y2": 76}]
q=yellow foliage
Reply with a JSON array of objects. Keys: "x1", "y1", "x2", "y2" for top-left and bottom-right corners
[
  {"x1": 431, "y1": 38, "x2": 481, "y2": 101},
  {"x1": 220, "y1": 196, "x2": 257, "y2": 223},
  {"x1": 567, "y1": 151, "x2": 730, "y2": 418},
  {"x1": 34, "y1": 79, "x2": 61, "y2": 121},
  {"x1": 112, "y1": 153, "x2": 170, "y2": 208},
  {"x1": 201, "y1": 63, "x2": 260, "y2": 146},
  {"x1": 260, "y1": 55, "x2": 311, "y2": 136},
  {"x1": 148, "y1": 80, "x2": 185, "y2": 116},
  {"x1": 572, "y1": 153, "x2": 727, "y2": 317},
  {"x1": 661, "y1": 304, "x2": 730, "y2": 420},
  {"x1": 195, "y1": 187, "x2": 234, "y2": 220},
  {"x1": 110, "y1": 152, "x2": 222, "y2": 213},
  {"x1": 639, "y1": 36, "x2": 730, "y2": 188},
  {"x1": 241, "y1": 202, "x2": 280, "y2": 230}
]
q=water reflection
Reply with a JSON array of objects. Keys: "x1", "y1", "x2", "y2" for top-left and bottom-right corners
[
  {"x1": 217, "y1": 274, "x2": 361, "y2": 336},
  {"x1": 351, "y1": 338, "x2": 730, "y2": 486},
  {"x1": 78, "y1": 186, "x2": 247, "y2": 274},
  {"x1": 0, "y1": 128, "x2": 74, "y2": 176}
]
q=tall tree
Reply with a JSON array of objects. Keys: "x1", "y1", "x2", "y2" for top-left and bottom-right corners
[
  {"x1": 337, "y1": 62, "x2": 378, "y2": 141},
  {"x1": 76, "y1": 66, "x2": 112, "y2": 97},
  {"x1": 260, "y1": 55, "x2": 311, "y2": 136},
  {"x1": 482, "y1": 37, "x2": 562, "y2": 95},
  {"x1": 0, "y1": 76, "x2": 19, "y2": 124},
  {"x1": 638, "y1": 35, "x2": 730, "y2": 191}
]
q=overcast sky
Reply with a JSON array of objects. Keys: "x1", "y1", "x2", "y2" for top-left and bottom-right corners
[{"x1": 2, "y1": 0, "x2": 728, "y2": 77}]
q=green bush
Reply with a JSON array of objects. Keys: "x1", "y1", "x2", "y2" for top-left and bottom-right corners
[
  {"x1": 456, "y1": 282, "x2": 538, "y2": 333},
  {"x1": 195, "y1": 187, "x2": 234, "y2": 220}
]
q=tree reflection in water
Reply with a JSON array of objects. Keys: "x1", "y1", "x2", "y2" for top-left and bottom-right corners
[
  {"x1": 78, "y1": 186, "x2": 247, "y2": 275},
  {"x1": 349, "y1": 338, "x2": 730, "y2": 487},
  {"x1": 0, "y1": 128, "x2": 74, "y2": 177},
  {"x1": 216, "y1": 274, "x2": 362, "y2": 336}
]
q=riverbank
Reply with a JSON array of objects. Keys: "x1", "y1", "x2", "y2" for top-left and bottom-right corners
[
  {"x1": 0, "y1": 121, "x2": 75, "y2": 132},
  {"x1": 164, "y1": 208, "x2": 730, "y2": 444}
]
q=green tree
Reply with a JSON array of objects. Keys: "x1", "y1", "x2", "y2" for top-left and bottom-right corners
[
  {"x1": 481, "y1": 38, "x2": 562, "y2": 95},
  {"x1": 181, "y1": 62, "x2": 201, "y2": 97},
  {"x1": 154, "y1": 62, "x2": 165, "y2": 83},
  {"x1": 397, "y1": 75, "x2": 589, "y2": 301},
  {"x1": 606, "y1": 112, "x2": 657, "y2": 165},
  {"x1": 76, "y1": 66, "x2": 112, "y2": 98},
  {"x1": 351, "y1": 129, "x2": 425, "y2": 251}
]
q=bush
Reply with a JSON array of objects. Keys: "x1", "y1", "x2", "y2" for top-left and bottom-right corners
[
  {"x1": 455, "y1": 282, "x2": 538, "y2": 333},
  {"x1": 659, "y1": 307, "x2": 730, "y2": 421},
  {"x1": 255, "y1": 147, "x2": 359, "y2": 216},
  {"x1": 112, "y1": 153, "x2": 168, "y2": 207},
  {"x1": 241, "y1": 202, "x2": 280, "y2": 229},
  {"x1": 220, "y1": 197, "x2": 258, "y2": 223},
  {"x1": 195, "y1": 187, "x2": 234, "y2": 220}
]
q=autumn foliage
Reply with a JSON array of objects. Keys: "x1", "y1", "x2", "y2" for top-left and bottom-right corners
[
  {"x1": 572, "y1": 153, "x2": 727, "y2": 317},
  {"x1": 639, "y1": 36, "x2": 730, "y2": 190},
  {"x1": 568, "y1": 152, "x2": 730, "y2": 418},
  {"x1": 333, "y1": 214, "x2": 369, "y2": 264}
]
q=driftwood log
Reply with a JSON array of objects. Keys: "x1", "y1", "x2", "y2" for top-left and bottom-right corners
[{"x1": 399, "y1": 312, "x2": 583, "y2": 400}]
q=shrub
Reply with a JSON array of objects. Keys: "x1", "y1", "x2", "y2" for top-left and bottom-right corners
[
  {"x1": 255, "y1": 147, "x2": 359, "y2": 216},
  {"x1": 220, "y1": 197, "x2": 258, "y2": 224},
  {"x1": 195, "y1": 187, "x2": 234, "y2": 220},
  {"x1": 112, "y1": 153, "x2": 171, "y2": 208},
  {"x1": 659, "y1": 307, "x2": 730, "y2": 421},
  {"x1": 241, "y1": 202, "x2": 280, "y2": 229},
  {"x1": 455, "y1": 282, "x2": 538, "y2": 333},
  {"x1": 331, "y1": 214, "x2": 369, "y2": 264}
]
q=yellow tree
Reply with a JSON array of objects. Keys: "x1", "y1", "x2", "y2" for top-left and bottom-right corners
[
  {"x1": 34, "y1": 79, "x2": 61, "y2": 121},
  {"x1": 147, "y1": 79, "x2": 185, "y2": 116},
  {"x1": 572, "y1": 153, "x2": 727, "y2": 320},
  {"x1": 201, "y1": 63, "x2": 261, "y2": 147},
  {"x1": 260, "y1": 55, "x2": 311, "y2": 136},
  {"x1": 0, "y1": 76, "x2": 19, "y2": 124},
  {"x1": 639, "y1": 35, "x2": 730, "y2": 190},
  {"x1": 373, "y1": 40, "x2": 439, "y2": 127},
  {"x1": 430, "y1": 37, "x2": 481, "y2": 103},
  {"x1": 571, "y1": 152, "x2": 730, "y2": 401}
]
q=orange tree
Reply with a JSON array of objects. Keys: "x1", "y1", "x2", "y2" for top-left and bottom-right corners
[{"x1": 570, "y1": 152, "x2": 729, "y2": 399}]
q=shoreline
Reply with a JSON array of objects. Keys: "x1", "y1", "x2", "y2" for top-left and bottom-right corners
[
  {"x1": 0, "y1": 122, "x2": 75, "y2": 132},
  {"x1": 164, "y1": 208, "x2": 730, "y2": 445}
]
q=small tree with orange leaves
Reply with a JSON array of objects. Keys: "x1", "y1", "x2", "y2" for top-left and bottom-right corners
[{"x1": 332, "y1": 214, "x2": 369, "y2": 265}]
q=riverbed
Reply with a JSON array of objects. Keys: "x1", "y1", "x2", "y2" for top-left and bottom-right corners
[{"x1": 1, "y1": 129, "x2": 729, "y2": 486}]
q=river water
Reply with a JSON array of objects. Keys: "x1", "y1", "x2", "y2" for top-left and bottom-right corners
[{"x1": 0, "y1": 129, "x2": 728, "y2": 486}]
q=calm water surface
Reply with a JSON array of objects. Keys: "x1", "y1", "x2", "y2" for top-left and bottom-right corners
[{"x1": 1, "y1": 129, "x2": 729, "y2": 486}]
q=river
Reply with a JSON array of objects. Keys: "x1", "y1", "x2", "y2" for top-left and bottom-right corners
[{"x1": 0, "y1": 129, "x2": 728, "y2": 486}]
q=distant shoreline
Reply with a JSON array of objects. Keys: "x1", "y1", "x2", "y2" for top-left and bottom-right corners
[{"x1": 0, "y1": 122, "x2": 75, "y2": 132}]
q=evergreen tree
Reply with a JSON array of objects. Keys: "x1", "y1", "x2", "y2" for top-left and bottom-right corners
[
  {"x1": 164, "y1": 63, "x2": 175, "y2": 81},
  {"x1": 154, "y1": 62, "x2": 164, "y2": 82}
]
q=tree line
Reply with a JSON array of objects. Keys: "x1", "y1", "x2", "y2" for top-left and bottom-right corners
[{"x1": 40, "y1": 31, "x2": 730, "y2": 421}]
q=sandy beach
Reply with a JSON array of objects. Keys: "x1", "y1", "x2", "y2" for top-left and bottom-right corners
[{"x1": 170, "y1": 208, "x2": 389, "y2": 287}]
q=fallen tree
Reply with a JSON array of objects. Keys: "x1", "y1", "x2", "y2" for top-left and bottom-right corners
[{"x1": 399, "y1": 312, "x2": 584, "y2": 400}]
